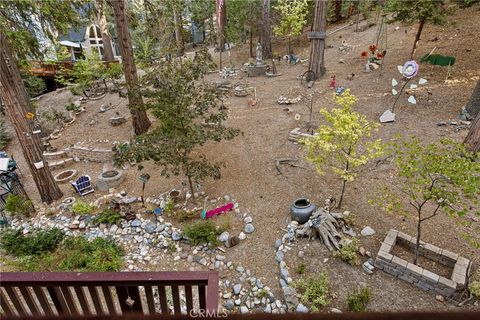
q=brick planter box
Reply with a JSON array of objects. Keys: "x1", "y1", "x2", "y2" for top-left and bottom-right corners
[{"x1": 375, "y1": 229, "x2": 472, "y2": 298}]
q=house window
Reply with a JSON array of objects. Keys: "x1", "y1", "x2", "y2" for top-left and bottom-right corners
[{"x1": 87, "y1": 25, "x2": 105, "y2": 58}]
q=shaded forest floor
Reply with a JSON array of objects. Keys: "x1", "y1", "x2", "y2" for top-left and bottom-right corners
[{"x1": 3, "y1": 5, "x2": 480, "y2": 311}]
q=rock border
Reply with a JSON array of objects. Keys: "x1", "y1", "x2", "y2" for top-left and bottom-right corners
[
  {"x1": 374, "y1": 229, "x2": 472, "y2": 298},
  {"x1": 54, "y1": 169, "x2": 78, "y2": 183}
]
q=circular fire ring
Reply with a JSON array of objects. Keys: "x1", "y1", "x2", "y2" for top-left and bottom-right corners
[
  {"x1": 97, "y1": 170, "x2": 125, "y2": 191},
  {"x1": 62, "y1": 197, "x2": 76, "y2": 206},
  {"x1": 54, "y1": 169, "x2": 77, "y2": 183}
]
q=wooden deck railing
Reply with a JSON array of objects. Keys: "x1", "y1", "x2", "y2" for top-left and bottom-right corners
[{"x1": 0, "y1": 271, "x2": 219, "y2": 318}]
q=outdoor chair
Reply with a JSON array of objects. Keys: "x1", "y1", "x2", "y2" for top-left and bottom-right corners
[{"x1": 71, "y1": 175, "x2": 94, "y2": 196}]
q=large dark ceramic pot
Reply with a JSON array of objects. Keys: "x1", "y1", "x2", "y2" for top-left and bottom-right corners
[{"x1": 291, "y1": 198, "x2": 316, "y2": 224}]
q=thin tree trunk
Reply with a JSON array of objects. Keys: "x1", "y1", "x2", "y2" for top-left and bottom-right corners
[
  {"x1": 410, "y1": 18, "x2": 425, "y2": 60},
  {"x1": 465, "y1": 79, "x2": 480, "y2": 118},
  {"x1": 173, "y1": 5, "x2": 185, "y2": 57},
  {"x1": 249, "y1": 26, "x2": 253, "y2": 58},
  {"x1": 261, "y1": 0, "x2": 273, "y2": 60},
  {"x1": 111, "y1": 0, "x2": 151, "y2": 135},
  {"x1": 96, "y1": 0, "x2": 115, "y2": 61},
  {"x1": 0, "y1": 32, "x2": 63, "y2": 204},
  {"x1": 308, "y1": 0, "x2": 327, "y2": 80},
  {"x1": 464, "y1": 111, "x2": 480, "y2": 153},
  {"x1": 187, "y1": 176, "x2": 196, "y2": 201},
  {"x1": 337, "y1": 178, "x2": 347, "y2": 209},
  {"x1": 414, "y1": 211, "x2": 422, "y2": 265}
]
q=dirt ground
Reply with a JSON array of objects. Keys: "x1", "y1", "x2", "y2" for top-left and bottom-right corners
[{"x1": 4, "y1": 6, "x2": 480, "y2": 312}]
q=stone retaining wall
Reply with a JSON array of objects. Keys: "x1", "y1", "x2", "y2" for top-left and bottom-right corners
[
  {"x1": 65, "y1": 146, "x2": 114, "y2": 163},
  {"x1": 375, "y1": 229, "x2": 472, "y2": 298}
]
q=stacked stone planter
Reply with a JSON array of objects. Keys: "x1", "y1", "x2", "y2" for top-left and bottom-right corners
[{"x1": 375, "y1": 229, "x2": 472, "y2": 298}]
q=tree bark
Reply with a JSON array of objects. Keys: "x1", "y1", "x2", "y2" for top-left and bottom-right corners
[
  {"x1": 96, "y1": 0, "x2": 115, "y2": 61},
  {"x1": 261, "y1": 0, "x2": 273, "y2": 60},
  {"x1": 173, "y1": 5, "x2": 185, "y2": 57},
  {"x1": 410, "y1": 18, "x2": 425, "y2": 60},
  {"x1": 334, "y1": 0, "x2": 343, "y2": 22},
  {"x1": 216, "y1": 0, "x2": 227, "y2": 52},
  {"x1": 111, "y1": 0, "x2": 151, "y2": 135},
  {"x1": 0, "y1": 32, "x2": 63, "y2": 204},
  {"x1": 465, "y1": 79, "x2": 480, "y2": 119},
  {"x1": 308, "y1": 0, "x2": 327, "y2": 80},
  {"x1": 464, "y1": 111, "x2": 480, "y2": 153},
  {"x1": 414, "y1": 211, "x2": 422, "y2": 265}
]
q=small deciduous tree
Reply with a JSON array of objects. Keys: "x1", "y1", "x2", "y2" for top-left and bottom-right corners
[
  {"x1": 371, "y1": 138, "x2": 480, "y2": 264},
  {"x1": 385, "y1": 0, "x2": 452, "y2": 59},
  {"x1": 273, "y1": 0, "x2": 309, "y2": 54},
  {"x1": 302, "y1": 90, "x2": 383, "y2": 208},
  {"x1": 114, "y1": 48, "x2": 240, "y2": 198}
]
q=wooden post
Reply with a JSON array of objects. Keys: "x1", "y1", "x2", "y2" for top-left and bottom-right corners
[
  {"x1": 308, "y1": 0, "x2": 327, "y2": 80},
  {"x1": 111, "y1": 0, "x2": 151, "y2": 135},
  {"x1": 0, "y1": 32, "x2": 63, "y2": 204}
]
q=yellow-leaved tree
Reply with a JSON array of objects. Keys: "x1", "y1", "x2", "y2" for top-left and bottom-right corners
[{"x1": 302, "y1": 90, "x2": 383, "y2": 208}]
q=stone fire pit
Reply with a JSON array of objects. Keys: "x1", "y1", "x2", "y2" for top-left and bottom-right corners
[
  {"x1": 54, "y1": 169, "x2": 77, "y2": 183},
  {"x1": 96, "y1": 170, "x2": 125, "y2": 191},
  {"x1": 375, "y1": 229, "x2": 472, "y2": 299}
]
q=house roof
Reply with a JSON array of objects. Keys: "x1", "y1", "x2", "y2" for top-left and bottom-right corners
[{"x1": 59, "y1": 27, "x2": 86, "y2": 43}]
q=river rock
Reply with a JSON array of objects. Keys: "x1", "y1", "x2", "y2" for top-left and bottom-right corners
[
  {"x1": 361, "y1": 226, "x2": 375, "y2": 236},
  {"x1": 244, "y1": 224, "x2": 255, "y2": 234}
]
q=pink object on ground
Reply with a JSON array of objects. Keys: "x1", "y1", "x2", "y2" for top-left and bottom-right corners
[{"x1": 202, "y1": 203, "x2": 234, "y2": 219}]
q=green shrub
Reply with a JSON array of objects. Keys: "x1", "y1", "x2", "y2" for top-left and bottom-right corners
[
  {"x1": 183, "y1": 220, "x2": 224, "y2": 247},
  {"x1": 71, "y1": 201, "x2": 96, "y2": 215},
  {"x1": 294, "y1": 273, "x2": 330, "y2": 312},
  {"x1": 0, "y1": 228, "x2": 64, "y2": 256},
  {"x1": 5, "y1": 194, "x2": 33, "y2": 217},
  {"x1": 165, "y1": 208, "x2": 197, "y2": 222},
  {"x1": 334, "y1": 238, "x2": 360, "y2": 266},
  {"x1": 297, "y1": 263, "x2": 306, "y2": 275},
  {"x1": 22, "y1": 72, "x2": 46, "y2": 98},
  {"x1": 163, "y1": 200, "x2": 175, "y2": 215},
  {"x1": 470, "y1": 281, "x2": 480, "y2": 299},
  {"x1": 346, "y1": 287, "x2": 371, "y2": 312},
  {"x1": 56, "y1": 237, "x2": 123, "y2": 272},
  {"x1": 0, "y1": 120, "x2": 11, "y2": 149},
  {"x1": 65, "y1": 102, "x2": 80, "y2": 112},
  {"x1": 93, "y1": 209, "x2": 123, "y2": 225}
]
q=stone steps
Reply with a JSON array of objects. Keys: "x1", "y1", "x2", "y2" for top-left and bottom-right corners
[
  {"x1": 47, "y1": 158, "x2": 74, "y2": 170},
  {"x1": 43, "y1": 150, "x2": 67, "y2": 161}
]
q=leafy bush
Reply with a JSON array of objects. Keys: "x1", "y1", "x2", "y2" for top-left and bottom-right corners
[
  {"x1": 3, "y1": 235, "x2": 124, "y2": 272},
  {"x1": 0, "y1": 228, "x2": 64, "y2": 256},
  {"x1": 22, "y1": 72, "x2": 46, "y2": 98},
  {"x1": 334, "y1": 238, "x2": 360, "y2": 266},
  {"x1": 5, "y1": 194, "x2": 33, "y2": 217},
  {"x1": 297, "y1": 263, "x2": 306, "y2": 275},
  {"x1": 183, "y1": 220, "x2": 224, "y2": 247},
  {"x1": 294, "y1": 273, "x2": 330, "y2": 312},
  {"x1": 346, "y1": 287, "x2": 371, "y2": 312},
  {"x1": 71, "y1": 201, "x2": 96, "y2": 215},
  {"x1": 470, "y1": 281, "x2": 480, "y2": 299},
  {"x1": 163, "y1": 199, "x2": 175, "y2": 215},
  {"x1": 0, "y1": 120, "x2": 11, "y2": 149},
  {"x1": 93, "y1": 209, "x2": 123, "y2": 225},
  {"x1": 55, "y1": 237, "x2": 123, "y2": 271}
]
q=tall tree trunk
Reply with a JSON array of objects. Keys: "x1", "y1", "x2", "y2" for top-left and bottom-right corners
[
  {"x1": 334, "y1": 0, "x2": 343, "y2": 22},
  {"x1": 464, "y1": 111, "x2": 480, "y2": 153},
  {"x1": 465, "y1": 79, "x2": 480, "y2": 119},
  {"x1": 0, "y1": 32, "x2": 63, "y2": 204},
  {"x1": 111, "y1": 0, "x2": 151, "y2": 135},
  {"x1": 249, "y1": 25, "x2": 254, "y2": 58},
  {"x1": 410, "y1": 18, "x2": 425, "y2": 60},
  {"x1": 308, "y1": 0, "x2": 327, "y2": 80},
  {"x1": 96, "y1": 0, "x2": 115, "y2": 61},
  {"x1": 261, "y1": 0, "x2": 273, "y2": 60},
  {"x1": 216, "y1": 0, "x2": 226, "y2": 52},
  {"x1": 414, "y1": 211, "x2": 422, "y2": 265},
  {"x1": 173, "y1": 5, "x2": 185, "y2": 57}
]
